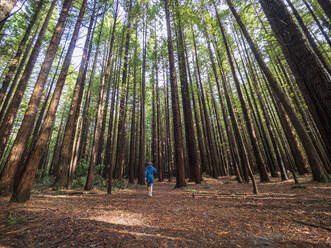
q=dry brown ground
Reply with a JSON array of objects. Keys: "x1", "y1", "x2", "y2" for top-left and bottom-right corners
[{"x1": 0, "y1": 175, "x2": 330, "y2": 248}]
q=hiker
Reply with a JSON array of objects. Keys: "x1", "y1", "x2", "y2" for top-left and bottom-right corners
[{"x1": 145, "y1": 161, "x2": 157, "y2": 197}]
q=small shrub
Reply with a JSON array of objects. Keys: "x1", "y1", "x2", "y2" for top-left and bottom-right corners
[
  {"x1": 33, "y1": 173, "x2": 55, "y2": 190},
  {"x1": 95, "y1": 164, "x2": 104, "y2": 175},
  {"x1": 112, "y1": 179, "x2": 128, "y2": 191},
  {"x1": 8, "y1": 215, "x2": 27, "y2": 225},
  {"x1": 94, "y1": 174, "x2": 106, "y2": 188},
  {"x1": 71, "y1": 176, "x2": 86, "y2": 188},
  {"x1": 112, "y1": 185, "x2": 119, "y2": 192},
  {"x1": 75, "y1": 160, "x2": 89, "y2": 177},
  {"x1": 71, "y1": 179, "x2": 79, "y2": 188}
]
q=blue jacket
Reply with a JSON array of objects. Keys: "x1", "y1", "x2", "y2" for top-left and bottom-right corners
[{"x1": 145, "y1": 165, "x2": 157, "y2": 183}]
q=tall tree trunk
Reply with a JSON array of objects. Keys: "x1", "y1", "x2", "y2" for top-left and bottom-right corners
[
  {"x1": 316, "y1": 0, "x2": 331, "y2": 19},
  {"x1": 247, "y1": 55, "x2": 288, "y2": 180},
  {"x1": 138, "y1": 7, "x2": 147, "y2": 185},
  {"x1": 155, "y1": 31, "x2": 163, "y2": 182},
  {"x1": 68, "y1": 116, "x2": 83, "y2": 186},
  {"x1": 0, "y1": 0, "x2": 43, "y2": 104},
  {"x1": 86, "y1": 3, "x2": 118, "y2": 190},
  {"x1": 164, "y1": 0, "x2": 186, "y2": 188},
  {"x1": 206, "y1": 31, "x2": 243, "y2": 182},
  {"x1": 96, "y1": 1, "x2": 119, "y2": 170},
  {"x1": 164, "y1": 60, "x2": 173, "y2": 181},
  {"x1": 207, "y1": 81, "x2": 226, "y2": 176},
  {"x1": 175, "y1": 2, "x2": 200, "y2": 183},
  {"x1": 114, "y1": 0, "x2": 132, "y2": 180},
  {"x1": 258, "y1": 0, "x2": 331, "y2": 175},
  {"x1": 49, "y1": 112, "x2": 66, "y2": 176},
  {"x1": 54, "y1": 2, "x2": 97, "y2": 187},
  {"x1": 188, "y1": 70, "x2": 208, "y2": 179},
  {"x1": 0, "y1": 0, "x2": 70, "y2": 196},
  {"x1": 286, "y1": 0, "x2": 330, "y2": 73},
  {"x1": 105, "y1": 43, "x2": 123, "y2": 192},
  {"x1": 128, "y1": 31, "x2": 138, "y2": 184},
  {"x1": 152, "y1": 63, "x2": 157, "y2": 175},
  {"x1": 85, "y1": 44, "x2": 108, "y2": 190},
  {"x1": 0, "y1": 0, "x2": 56, "y2": 160},
  {"x1": 77, "y1": 34, "x2": 99, "y2": 164},
  {"x1": 233, "y1": 38, "x2": 278, "y2": 178},
  {"x1": 134, "y1": 97, "x2": 141, "y2": 180},
  {"x1": 302, "y1": 0, "x2": 331, "y2": 47},
  {"x1": 214, "y1": 7, "x2": 270, "y2": 182},
  {"x1": 192, "y1": 27, "x2": 218, "y2": 178},
  {"x1": 0, "y1": 20, "x2": 40, "y2": 123},
  {"x1": 227, "y1": 0, "x2": 329, "y2": 182},
  {"x1": 211, "y1": 35, "x2": 250, "y2": 183}
]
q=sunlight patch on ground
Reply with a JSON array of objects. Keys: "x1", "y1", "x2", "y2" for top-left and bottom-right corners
[
  {"x1": 310, "y1": 186, "x2": 331, "y2": 190},
  {"x1": 115, "y1": 229, "x2": 195, "y2": 243},
  {"x1": 87, "y1": 211, "x2": 146, "y2": 227}
]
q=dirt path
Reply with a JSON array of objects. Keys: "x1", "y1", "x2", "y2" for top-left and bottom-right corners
[{"x1": 1, "y1": 176, "x2": 331, "y2": 247}]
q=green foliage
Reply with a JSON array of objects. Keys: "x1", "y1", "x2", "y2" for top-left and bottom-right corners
[
  {"x1": 8, "y1": 214, "x2": 27, "y2": 225},
  {"x1": 72, "y1": 177, "x2": 87, "y2": 188},
  {"x1": 94, "y1": 174, "x2": 106, "y2": 188},
  {"x1": 35, "y1": 173, "x2": 53, "y2": 185},
  {"x1": 111, "y1": 179, "x2": 128, "y2": 192},
  {"x1": 95, "y1": 164, "x2": 104, "y2": 175},
  {"x1": 75, "y1": 159, "x2": 89, "y2": 177}
]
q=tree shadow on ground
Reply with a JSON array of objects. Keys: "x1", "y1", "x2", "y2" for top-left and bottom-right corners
[
  {"x1": 1, "y1": 179, "x2": 330, "y2": 248},
  {"x1": 0, "y1": 204, "x2": 330, "y2": 248}
]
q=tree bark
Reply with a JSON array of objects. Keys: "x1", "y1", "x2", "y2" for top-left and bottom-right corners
[
  {"x1": 114, "y1": 0, "x2": 132, "y2": 180},
  {"x1": 258, "y1": 0, "x2": 331, "y2": 177},
  {"x1": 0, "y1": 0, "x2": 56, "y2": 161},
  {"x1": 164, "y1": 0, "x2": 186, "y2": 188},
  {"x1": 155, "y1": 32, "x2": 164, "y2": 182},
  {"x1": 227, "y1": 0, "x2": 329, "y2": 182},
  {"x1": 85, "y1": 41, "x2": 108, "y2": 190},
  {"x1": 138, "y1": 6, "x2": 147, "y2": 185},
  {"x1": 0, "y1": 0, "x2": 69, "y2": 196},
  {"x1": 214, "y1": 6, "x2": 270, "y2": 182},
  {"x1": 0, "y1": 19, "x2": 40, "y2": 123},
  {"x1": 286, "y1": 0, "x2": 330, "y2": 74},
  {"x1": 128, "y1": 29, "x2": 138, "y2": 184},
  {"x1": 175, "y1": 2, "x2": 201, "y2": 183},
  {"x1": 54, "y1": 2, "x2": 97, "y2": 187},
  {"x1": 86, "y1": 2, "x2": 118, "y2": 190},
  {"x1": 302, "y1": 0, "x2": 331, "y2": 47},
  {"x1": 0, "y1": 0, "x2": 43, "y2": 104},
  {"x1": 316, "y1": 0, "x2": 331, "y2": 19}
]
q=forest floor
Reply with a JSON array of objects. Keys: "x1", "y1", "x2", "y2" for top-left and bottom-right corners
[{"x1": 0, "y1": 175, "x2": 331, "y2": 248}]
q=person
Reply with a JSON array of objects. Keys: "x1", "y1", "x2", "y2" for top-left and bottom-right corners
[{"x1": 145, "y1": 161, "x2": 157, "y2": 197}]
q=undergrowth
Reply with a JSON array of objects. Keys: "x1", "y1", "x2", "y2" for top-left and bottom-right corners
[{"x1": 8, "y1": 214, "x2": 27, "y2": 225}]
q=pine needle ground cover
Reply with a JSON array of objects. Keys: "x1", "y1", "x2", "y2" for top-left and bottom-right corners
[{"x1": 1, "y1": 176, "x2": 330, "y2": 248}]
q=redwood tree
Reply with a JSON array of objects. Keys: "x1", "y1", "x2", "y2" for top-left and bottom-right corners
[
  {"x1": 164, "y1": 0, "x2": 186, "y2": 188},
  {"x1": 11, "y1": 0, "x2": 88, "y2": 202}
]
